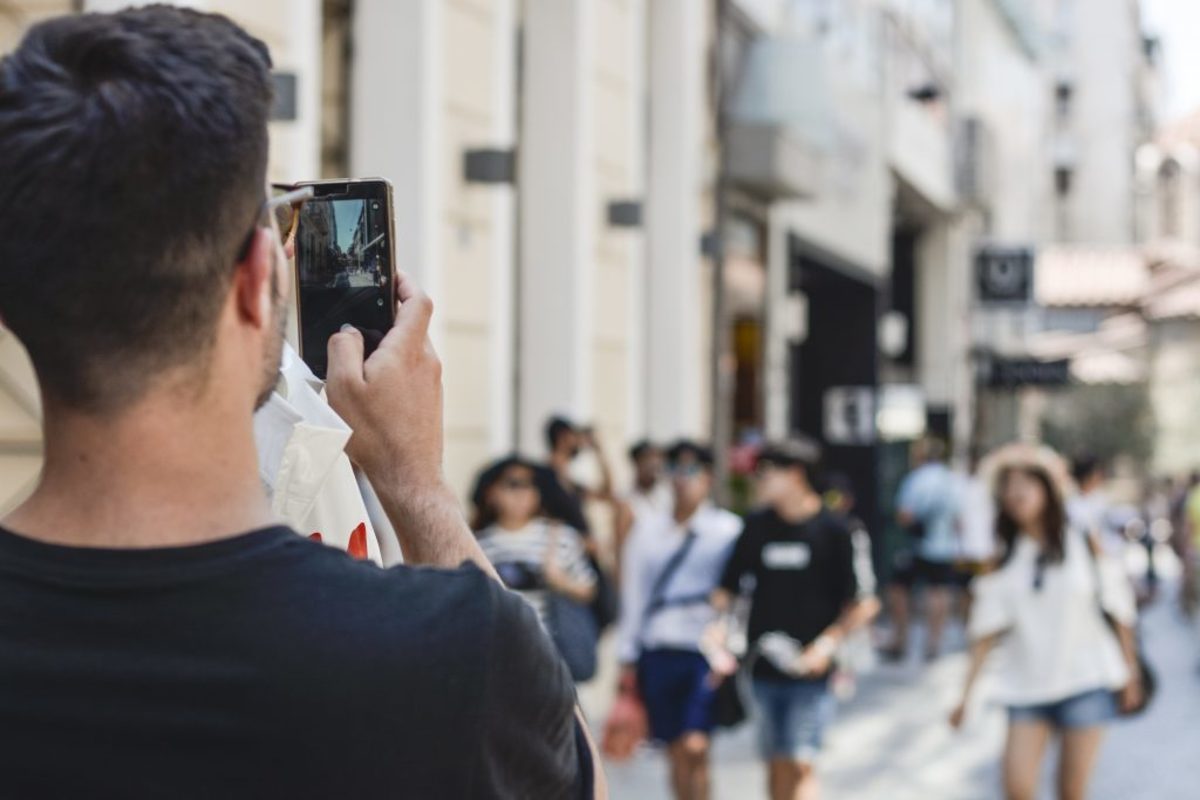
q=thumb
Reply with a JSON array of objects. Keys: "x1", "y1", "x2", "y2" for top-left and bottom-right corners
[{"x1": 327, "y1": 325, "x2": 366, "y2": 392}]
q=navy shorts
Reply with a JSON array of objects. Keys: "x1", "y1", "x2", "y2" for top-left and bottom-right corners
[
  {"x1": 1008, "y1": 687, "x2": 1118, "y2": 730},
  {"x1": 637, "y1": 649, "x2": 716, "y2": 743},
  {"x1": 752, "y1": 678, "x2": 835, "y2": 763}
]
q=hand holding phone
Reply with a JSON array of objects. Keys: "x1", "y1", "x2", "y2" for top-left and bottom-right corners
[{"x1": 324, "y1": 272, "x2": 443, "y2": 495}]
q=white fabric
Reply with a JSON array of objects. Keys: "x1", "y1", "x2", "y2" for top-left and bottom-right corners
[
  {"x1": 957, "y1": 473, "x2": 997, "y2": 562},
  {"x1": 616, "y1": 503, "x2": 743, "y2": 664},
  {"x1": 253, "y1": 345, "x2": 384, "y2": 564},
  {"x1": 968, "y1": 528, "x2": 1136, "y2": 706},
  {"x1": 625, "y1": 482, "x2": 673, "y2": 523},
  {"x1": 1067, "y1": 491, "x2": 1125, "y2": 556}
]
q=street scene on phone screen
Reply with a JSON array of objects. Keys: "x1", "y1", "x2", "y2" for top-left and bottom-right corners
[{"x1": 1, "y1": 1, "x2": 1199, "y2": 799}]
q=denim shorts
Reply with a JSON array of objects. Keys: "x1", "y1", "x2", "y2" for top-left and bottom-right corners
[
  {"x1": 637, "y1": 649, "x2": 716, "y2": 743},
  {"x1": 1007, "y1": 687, "x2": 1118, "y2": 730},
  {"x1": 752, "y1": 678, "x2": 835, "y2": 763}
]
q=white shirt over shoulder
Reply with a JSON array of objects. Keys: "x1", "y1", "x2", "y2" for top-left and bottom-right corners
[
  {"x1": 616, "y1": 503, "x2": 743, "y2": 664},
  {"x1": 968, "y1": 527, "x2": 1136, "y2": 706}
]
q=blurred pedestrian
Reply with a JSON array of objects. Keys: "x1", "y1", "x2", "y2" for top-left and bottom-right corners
[
  {"x1": 1179, "y1": 472, "x2": 1200, "y2": 617},
  {"x1": 1067, "y1": 455, "x2": 1121, "y2": 555},
  {"x1": 538, "y1": 415, "x2": 620, "y2": 631},
  {"x1": 613, "y1": 440, "x2": 671, "y2": 582},
  {"x1": 612, "y1": 441, "x2": 742, "y2": 800},
  {"x1": 882, "y1": 437, "x2": 962, "y2": 662},
  {"x1": 472, "y1": 455, "x2": 599, "y2": 681},
  {"x1": 711, "y1": 441, "x2": 879, "y2": 800},
  {"x1": 950, "y1": 445, "x2": 1144, "y2": 800},
  {"x1": 538, "y1": 415, "x2": 616, "y2": 536}
]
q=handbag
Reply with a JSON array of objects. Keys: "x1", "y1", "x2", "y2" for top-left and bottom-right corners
[
  {"x1": 1082, "y1": 534, "x2": 1157, "y2": 716},
  {"x1": 545, "y1": 592, "x2": 599, "y2": 682},
  {"x1": 540, "y1": 523, "x2": 600, "y2": 682}
]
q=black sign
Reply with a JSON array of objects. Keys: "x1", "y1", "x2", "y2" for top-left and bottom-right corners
[
  {"x1": 976, "y1": 246, "x2": 1034, "y2": 304},
  {"x1": 987, "y1": 358, "x2": 1071, "y2": 388}
]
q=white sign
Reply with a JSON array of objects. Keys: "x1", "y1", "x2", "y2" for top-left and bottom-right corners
[{"x1": 823, "y1": 386, "x2": 876, "y2": 445}]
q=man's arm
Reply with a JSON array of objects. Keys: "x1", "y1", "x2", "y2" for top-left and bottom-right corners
[
  {"x1": 580, "y1": 429, "x2": 615, "y2": 503},
  {"x1": 325, "y1": 275, "x2": 496, "y2": 578},
  {"x1": 326, "y1": 275, "x2": 603, "y2": 796}
]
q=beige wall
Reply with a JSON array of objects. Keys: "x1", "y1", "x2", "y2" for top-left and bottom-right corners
[{"x1": 0, "y1": 0, "x2": 72, "y2": 513}]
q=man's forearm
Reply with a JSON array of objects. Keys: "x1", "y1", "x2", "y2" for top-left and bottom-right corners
[
  {"x1": 373, "y1": 478, "x2": 499, "y2": 579},
  {"x1": 821, "y1": 596, "x2": 881, "y2": 644}
]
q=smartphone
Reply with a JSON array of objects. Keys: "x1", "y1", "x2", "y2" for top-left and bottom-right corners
[{"x1": 293, "y1": 178, "x2": 396, "y2": 379}]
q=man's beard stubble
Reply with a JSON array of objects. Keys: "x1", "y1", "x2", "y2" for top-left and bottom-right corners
[{"x1": 254, "y1": 261, "x2": 288, "y2": 411}]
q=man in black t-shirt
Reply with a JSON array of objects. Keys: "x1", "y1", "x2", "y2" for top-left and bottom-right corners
[
  {"x1": 712, "y1": 440, "x2": 878, "y2": 800},
  {"x1": 0, "y1": 8, "x2": 600, "y2": 798}
]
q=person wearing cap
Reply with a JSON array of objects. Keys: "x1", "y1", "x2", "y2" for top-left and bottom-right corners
[
  {"x1": 949, "y1": 444, "x2": 1142, "y2": 800},
  {"x1": 710, "y1": 439, "x2": 879, "y2": 800},
  {"x1": 613, "y1": 440, "x2": 742, "y2": 800}
]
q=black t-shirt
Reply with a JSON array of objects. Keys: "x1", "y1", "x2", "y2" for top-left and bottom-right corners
[
  {"x1": 0, "y1": 525, "x2": 586, "y2": 799},
  {"x1": 719, "y1": 508, "x2": 858, "y2": 681}
]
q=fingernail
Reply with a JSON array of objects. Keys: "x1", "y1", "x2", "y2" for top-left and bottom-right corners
[{"x1": 340, "y1": 324, "x2": 356, "y2": 333}]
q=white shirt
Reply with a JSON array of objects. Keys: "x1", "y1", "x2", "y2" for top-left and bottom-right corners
[
  {"x1": 957, "y1": 473, "x2": 997, "y2": 563},
  {"x1": 968, "y1": 528, "x2": 1136, "y2": 706},
  {"x1": 1067, "y1": 491, "x2": 1125, "y2": 557},
  {"x1": 616, "y1": 503, "x2": 743, "y2": 664},
  {"x1": 625, "y1": 481, "x2": 673, "y2": 523}
]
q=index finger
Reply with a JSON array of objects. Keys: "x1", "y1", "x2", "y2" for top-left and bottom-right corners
[{"x1": 391, "y1": 271, "x2": 434, "y2": 334}]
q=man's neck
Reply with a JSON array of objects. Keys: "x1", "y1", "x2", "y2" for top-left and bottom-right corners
[
  {"x1": 774, "y1": 490, "x2": 823, "y2": 524},
  {"x1": 673, "y1": 498, "x2": 704, "y2": 525},
  {"x1": 3, "y1": 388, "x2": 271, "y2": 549}
]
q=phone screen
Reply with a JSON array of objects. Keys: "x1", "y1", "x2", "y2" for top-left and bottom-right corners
[{"x1": 295, "y1": 186, "x2": 393, "y2": 378}]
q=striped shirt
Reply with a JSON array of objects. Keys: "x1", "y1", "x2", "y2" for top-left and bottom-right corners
[{"x1": 477, "y1": 520, "x2": 596, "y2": 623}]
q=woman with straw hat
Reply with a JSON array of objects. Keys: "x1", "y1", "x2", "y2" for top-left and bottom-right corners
[{"x1": 949, "y1": 443, "x2": 1145, "y2": 800}]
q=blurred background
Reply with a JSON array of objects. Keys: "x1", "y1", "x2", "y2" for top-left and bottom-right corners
[
  {"x1": 4, "y1": 0, "x2": 1198, "y2": 533},
  {"x1": 3, "y1": 1, "x2": 1200, "y2": 797}
]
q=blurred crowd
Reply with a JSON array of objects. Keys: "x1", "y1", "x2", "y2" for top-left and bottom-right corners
[{"x1": 468, "y1": 417, "x2": 1186, "y2": 800}]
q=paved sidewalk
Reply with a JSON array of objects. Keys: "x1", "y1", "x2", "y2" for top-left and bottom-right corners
[{"x1": 586, "y1": 588, "x2": 1200, "y2": 799}]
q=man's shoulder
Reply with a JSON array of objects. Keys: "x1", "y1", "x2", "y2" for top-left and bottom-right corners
[{"x1": 700, "y1": 505, "x2": 743, "y2": 539}]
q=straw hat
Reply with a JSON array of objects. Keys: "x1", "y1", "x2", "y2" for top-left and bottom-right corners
[{"x1": 977, "y1": 442, "x2": 1075, "y2": 505}]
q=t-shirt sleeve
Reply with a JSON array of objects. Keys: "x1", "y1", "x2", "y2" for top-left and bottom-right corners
[
  {"x1": 1097, "y1": 552, "x2": 1137, "y2": 627},
  {"x1": 966, "y1": 572, "x2": 1012, "y2": 640},
  {"x1": 475, "y1": 579, "x2": 581, "y2": 798},
  {"x1": 718, "y1": 519, "x2": 757, "y2": 594}
]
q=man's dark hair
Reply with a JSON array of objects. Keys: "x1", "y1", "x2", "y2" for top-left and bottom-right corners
[
  {"x1": 628, "y1": 439, "x2": 657, "y2": 463},
  {"x1": 1071, "y1": 454, "x2": 1104, "y2": 486},
  {"x1": 545, "y1": 416, "x2": 576, "y2": 451},
  {"x1": 0, "y1": 6, "x2": 274, "y2": 412},
  {"x1": 666, "y1": 440, "x2": 713, "y2": 468}
]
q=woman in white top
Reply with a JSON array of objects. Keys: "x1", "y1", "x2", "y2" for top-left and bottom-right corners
[{"x1": 950, "y1": 445, "x2": 1143, "y2": 800}]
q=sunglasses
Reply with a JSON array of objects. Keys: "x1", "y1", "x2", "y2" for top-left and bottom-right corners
[
  {"x1": 668, "y1": 463, "x2": 704, "y2": 479},
  {"x1": 237, "y1": 183, "x2": 315, "y2": 261},
  {"x1": 499, "y1": 477, "x2": 536, "y2": 492}
]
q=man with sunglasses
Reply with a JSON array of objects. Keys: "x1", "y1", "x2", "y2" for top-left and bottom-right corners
[
  {"x1": 710, "y1": 439, "x2": 879, "y2": 800},
  {"x1": 613, "y1": 441, "x2": 742, "y2": 800},
  {"x1": 0, "y1": 7, "x2": 599, "y2": 799}
]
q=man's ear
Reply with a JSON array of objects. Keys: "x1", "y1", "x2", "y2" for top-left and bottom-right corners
[{"x1": 234, "y1": 227, "x2": 274, "y2": 330}]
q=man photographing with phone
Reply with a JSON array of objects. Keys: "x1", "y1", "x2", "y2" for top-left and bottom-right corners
[{"x1": 0, "y1": 7, "x2": 600, "y2": 798}]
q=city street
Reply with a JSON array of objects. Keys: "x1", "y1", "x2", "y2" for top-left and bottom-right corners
[{"x1": 587, "y1": 582, "x2": 1200, "y2": 799}]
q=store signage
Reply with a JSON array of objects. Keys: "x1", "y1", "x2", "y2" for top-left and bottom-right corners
[
  {"x1": 976, "y1": 246, "x2": 1034, "y2": 304},
  {"x1": 987, "y1": 358, "x2": 1071, "y2": 388},
  {"x1": 824, "y1": 386, "x2": 876, "y2": 446}
]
